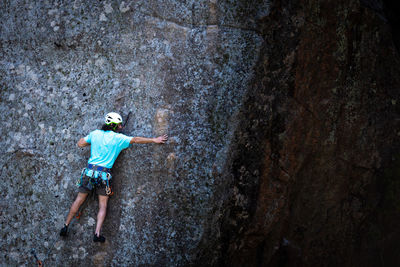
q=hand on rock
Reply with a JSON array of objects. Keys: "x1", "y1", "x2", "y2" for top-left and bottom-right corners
[{"x1": 154, "y1": 134, "x2": 168, "y2": 144}]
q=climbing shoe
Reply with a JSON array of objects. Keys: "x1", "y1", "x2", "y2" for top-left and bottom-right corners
[
  {"x1": 93, "y1": 234, "x2": 105, "y2": 243},
  {"x1": 60, "y1": 224, "x2": 68, "y2": 237}
]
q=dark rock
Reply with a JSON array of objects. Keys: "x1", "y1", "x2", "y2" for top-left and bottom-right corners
[{"x1": 1, "y1": 0, "x2": 399, "y2": 266}]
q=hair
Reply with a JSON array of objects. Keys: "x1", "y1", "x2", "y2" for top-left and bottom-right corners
[{"x1": 101, "y1": 123, "x2": 118, "y2": 132}]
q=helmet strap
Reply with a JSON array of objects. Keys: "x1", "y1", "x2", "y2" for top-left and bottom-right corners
[{"x1": 111, "y1": 123, "x2": 118, "y2": 131}]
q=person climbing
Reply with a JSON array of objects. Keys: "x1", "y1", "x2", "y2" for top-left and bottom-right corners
[{"x1": 59, "y1": 112, "x2": 168, "y2": 242}]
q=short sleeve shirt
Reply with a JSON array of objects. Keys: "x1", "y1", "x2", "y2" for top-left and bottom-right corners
[{"x1": 84, "y1": 130, "x2": 132, "y2": 169}]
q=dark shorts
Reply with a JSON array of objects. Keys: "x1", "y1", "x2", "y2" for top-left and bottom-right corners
[{"x1": 78, "y1": 175, "x2": 112, "y2": 196}]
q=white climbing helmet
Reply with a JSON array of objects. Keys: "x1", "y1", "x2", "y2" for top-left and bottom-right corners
[{"x1": 105, "y1": 112, "x2": 123, "y2": 125}]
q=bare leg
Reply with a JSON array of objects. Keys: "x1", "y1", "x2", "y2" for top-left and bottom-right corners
[
  {"x1": 65, "y1": 192, "x2": 88, "y2": 226},
  {"x1": 95, "y1": 195, "x2": 109, "y2": 236}
]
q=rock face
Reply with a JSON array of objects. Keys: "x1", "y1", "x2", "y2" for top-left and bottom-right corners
[
  {"x1": 201, "y1": 0, "x2": 400, "y2": 266},
  {"x1": 0, "y1": 0, "x2": 399, "y2": 266},
  {"x1": 0, "y1": 1, "x2": 266, "y2": 266}
]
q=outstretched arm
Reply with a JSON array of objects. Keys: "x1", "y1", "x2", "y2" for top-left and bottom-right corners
[{"x1": 130, "y1": 134, "x2": 168, "y2": 145}]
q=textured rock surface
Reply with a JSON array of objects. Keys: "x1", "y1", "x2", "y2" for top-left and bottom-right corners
[
  {"x1": 0, "y1": 0, "x2": 266, "y2": 266},
  {"x1": 202, "y1": 0, "x2": 400, "y2": 266},
  {"x1": 0, "y1": 0, "x2": 399, "y2": 266}
]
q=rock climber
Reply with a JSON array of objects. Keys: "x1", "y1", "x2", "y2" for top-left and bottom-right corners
[{"x1": 60, "y1": 112, "x2": 168, "y2": 242}]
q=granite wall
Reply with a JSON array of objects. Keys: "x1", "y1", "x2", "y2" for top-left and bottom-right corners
[{"x1": 0, "y1": 0, "x2": 399, "y2": 266}]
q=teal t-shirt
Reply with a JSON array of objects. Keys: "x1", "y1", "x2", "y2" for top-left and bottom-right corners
[{"x1": 84, "y1": 130, "x2": 132, "y2": 168}]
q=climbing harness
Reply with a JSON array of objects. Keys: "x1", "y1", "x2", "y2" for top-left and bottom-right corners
[
  {"x1": 74, "y1": 164, "x2": 114, "y2": 221},
  {"x1": 76, "y1": 164, "x2": 113, "y2": 196}
]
